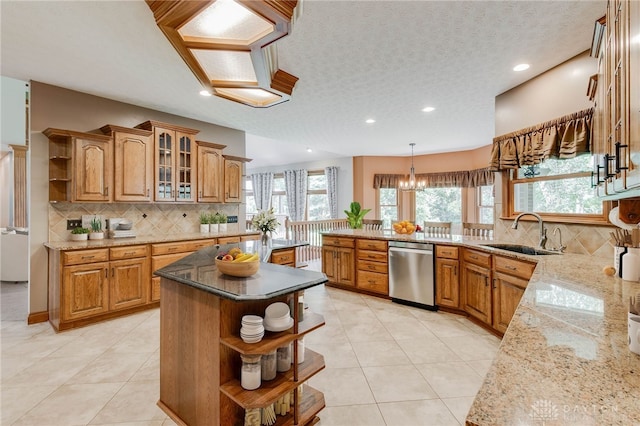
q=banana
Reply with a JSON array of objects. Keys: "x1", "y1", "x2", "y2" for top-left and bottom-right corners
[
  {"x1": 243, "y1": 253, "x2": 259, "y2": 262},
  {"x1": 232, "y1": 253, "x2": 253, "y2": 262}
]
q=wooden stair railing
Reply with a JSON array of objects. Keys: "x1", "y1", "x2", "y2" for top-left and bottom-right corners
[{"x1": 285, "y1": 218, "x2": 351, "y2": 265}]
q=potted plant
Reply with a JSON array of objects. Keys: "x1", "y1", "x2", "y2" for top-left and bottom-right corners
[
  {"x1": 218, "y1": 213, "x2": 228, "y2": 233},
  {"x1": 89, "y1": 217, "x2": 104, "y2": 240},
  {"x1": 200, "y1": 212, "x2": 210, "y2": 233},
  {"x1": 70, "y1": 226, "x2": 90, "y2": 241},
  {"x1": 344, "y1": 201, "x2": 371, "y2": 229},
  {"x1": 209, "y1": 212, "x2": 220, "y2": 233}
]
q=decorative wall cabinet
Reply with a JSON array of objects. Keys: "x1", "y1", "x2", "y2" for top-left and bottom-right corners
[
  {"x1": 196, "y1": 140, "x2": 226, "y2": 203},
  {"x1": 136, "y1": 120, "x2": 199, "y2": 203},
  {"x1": 100, "y1": 125, "x2": 154, "y2": 202},
  {"x1": 45, "y1": 128, "x2": 113, "y2": 202},
  {"x1": 591, "y1": 1, "x2": 640, "y2": 196},
  {"x1": 224, "y1": 155, "x2": 251, "y2": 203}
]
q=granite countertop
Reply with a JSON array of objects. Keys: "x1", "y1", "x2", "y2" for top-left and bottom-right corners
[
  {"x1": 154, "y1": 240, "x2": 327, "y2": 301},
  {"x1": 44, "y1": 230, "x2": 262, "y2": 250},
  {"x1": 321, "y1": 230, "x2": 640, "y2": 425}
]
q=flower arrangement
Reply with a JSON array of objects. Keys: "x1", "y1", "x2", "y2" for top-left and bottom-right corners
[{"x1": 252, "y1": 208, "x2": 279, "y2": 234}]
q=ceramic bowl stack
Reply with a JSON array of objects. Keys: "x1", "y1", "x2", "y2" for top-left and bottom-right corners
[
  {"x1": 264, "y1": 302, "x2": 294, "y2": 332},
  {"x1": 240, "y1": 315, "x2": 264, "y2": 343}
]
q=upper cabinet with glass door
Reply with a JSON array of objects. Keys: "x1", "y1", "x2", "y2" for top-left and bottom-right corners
[
  {"x1": 590, "y1": 1, "x2": 640, "y2": 198},
  {"x1": 136, "y1": 121, "x2": 199, "y2": 202}
]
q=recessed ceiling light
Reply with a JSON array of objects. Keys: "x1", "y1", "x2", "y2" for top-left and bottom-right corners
[
  {"x1": 365, "y1": 119, "x2": 376, "y2": 124},
  {"x1": 306, "y1": 148, "x2": 312, "y2": 153},
  {"x1": 199, "y1": 90, "x2": 212, "y2": 96},
  {"x1": 422, "y1": 106, "x2": 435, "y2": 112},
  {"x1": 513, "y1": 63, "x2": 530, "y2": 72}
]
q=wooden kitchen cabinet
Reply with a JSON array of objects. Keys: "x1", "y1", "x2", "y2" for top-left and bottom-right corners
[
  {"x1": 136, "y1": 120, "x2": 199, "y2": 202},
  {"x1": 321, "y1": 235, "x2": 355, "y2": 287},
  {"x1": 491, "y1": 255, "x2": 535, "y2": 334},
  {"x1": 591, "y1": 1, "x2": 640, "y2": 195},
  {"x1": 100, "y1": 125, "x2": 154, "y2": 202},
  {"x1": 461, "y1": 248, "x2": 492, "y2": 325},
  {"x1": 270, "y1": 248, "x2": 296, "y2": 266},
  {"x1": 62, "y1": 261, "x2": 110, "y2": 321},
  {"x1": 196, "y1": 141, "x2": 226, "y2": 203},
  {"x1": 223, "y1": 155, "x2": 251, "y2": 203},
  {"x1": 44, "y1": 128, "x2": 113, "y2": 202},
  {"x1": 109, "y1": 245, "x2": 150, "y2": 311},
  {"x1": 355, "y1": 238, "x2": 388, "y2": 295},
  {"x1": 435, "y1": 245, "x2": 460, "y2": 309}
]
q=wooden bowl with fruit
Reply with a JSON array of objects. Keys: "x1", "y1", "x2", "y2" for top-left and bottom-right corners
[
  {"x1": 215, "y1": 250, "x2": 260, "y2": 277},
  {"x1": 392, "y1": 220, "x2": 417, "y2": 235}
]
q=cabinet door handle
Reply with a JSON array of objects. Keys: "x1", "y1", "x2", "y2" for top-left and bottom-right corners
[
  {"x1": 105, "y1": 187, "x2": 109, "y2": 196},
  {"x1": 147, "y1": 189, "x2": 150, "y2": 197},
  {"x1": 454, "y1": 265, "x2": 457, "y2": 275},
  {"x1": 493, "y1": 278, "x2": 497, "y2": 289},
  {"x1": 485, "y1": 277, "x2": 489, "y2": 287},
  {"x1": 111, "y1": 268, "x2": 114, "y2": 277},
  {"x1": 615, "y1": 141, "x2": 629, "y2": 173},
  {"x1": 105, "y1": 268, "x2": 108, "y2": 278},
  {"x1": 505, "y1": 265, "x2": 517, "y2": 270},
  {"x1": 124, "y1": 252, "x2": 135, "y2": 256},
  {"x1": 470, "y1": 255, "x2": 478, "y2": 260},
  {"x1": 168, "y1": 247, "x2": 178, "y2": 252},
  {"x1": 81, "y1": 255, "x2": 95, "y2": 260}
]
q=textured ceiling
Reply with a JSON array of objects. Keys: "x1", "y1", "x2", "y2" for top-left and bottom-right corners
[{"x1": 0, "y1": 0, "x2": 605, "y2": 169}]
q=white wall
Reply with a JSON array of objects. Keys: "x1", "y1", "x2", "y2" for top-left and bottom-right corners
[{"x1": 248, "y1": 156, "x2": 354, "y2": 217}]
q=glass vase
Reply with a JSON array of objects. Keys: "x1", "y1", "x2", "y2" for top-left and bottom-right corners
[{"x1": 261, "y1": 231, "x2": 271, "y2": 246}]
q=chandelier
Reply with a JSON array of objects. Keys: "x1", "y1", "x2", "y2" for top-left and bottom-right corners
[{"x1": 399, "y1": 143, "x2": 426, "y2": 192}]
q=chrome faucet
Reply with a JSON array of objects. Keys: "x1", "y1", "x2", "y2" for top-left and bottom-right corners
[
  {"x1": 511, "y1": 212, "x2": 547, "y2": 249},
  {"x1": 552, "y1": 227, "x2": 566, "y2": 253}
]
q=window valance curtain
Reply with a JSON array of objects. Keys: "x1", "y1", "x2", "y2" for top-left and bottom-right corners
[
  {"x1": 373, "y1": 168, "x2": 494, "y2": 189},
  {"x1": 489, "y1": 108, "x2": 593, "y2": 171}
]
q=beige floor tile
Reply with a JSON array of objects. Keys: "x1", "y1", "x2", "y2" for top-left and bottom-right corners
[
  {"x1": 2, "y1": 355, "x2": 97, "y2": 387},
  {"x1": 108, "y1": 329, "x2": 160, "y2": 354},
  {"x1": 439, "y1": 334, "x2": 500, "y2": 361},
  {"x1": 335, "y1": 305, "x2": 378, "y2": 325},
  {"x1": 351, "y1": 340, "x2": 411, "y2": 367},
  {"x1": 304, "y1": 322, "x2": 349, "y2": 345},
  {"x1": 382, "y1": 318, "x2": 438, "y2": 341},
  {"x1": 406, "y1": 306, "x2": 446, "y2": 321},
  {"x1": 396, "y1": 338, "x2": 462, "y2": 364},
  {"x1": 0, "y1": 385, "x2": 58, "y2": 425},
  {"x1": 441, "y1": 396, "x2": 476, "y2": 425},
  {"x1": 362, "y1": 365, "x2": 438, "y2": 403},
  {"x1": 161, "y1": 418, "x2": 178, "y2": 426},
  {"x1": 12, "y1": 382, "x2": 124, "y2": 426},
  {"x1": 416, "y1": 362, "x2": 484, "y2": 398},
  {"x1": 89, "y1": 380, "x2": 166, "y2": 424},
  {"x1": 130, "y1": 350, "x2": 160, "y2": 382},
  {"x1": 316, "y1": 404, "x2": 386, "y2": 426},
  {"x1": 308, "y1": 367, "x2": 376, "y2": 406},
  {"x1": 342, "y1": 319, "x2": 394, "y2": 342},
  {"x1": 306, "y1": 341, "x2": 360, "y2": 369},
  {"x1": 455, "y1": 317, "x2": 492, "y2": 335},
  {"x1": 420, "y1": 316, "x2": 479, "y2": 338},
  {"x1": 369, "y1": 304, "x2": 418, "y2": 324},
  {"x1": 67, "y1": 350, "x2": 151, "y2": 384},
  {"x1": 1, "y1": 355, "x2": 38, "y2": 381},
  {"x1": 48, "y1": 332, "x2": 128, "y2": 358},
  {"x1": 1, "y1": 332, "x2": 79, "y2": 359},
  {"x1": 377, "y1": 399, "x2": 461, "y2": 426}
]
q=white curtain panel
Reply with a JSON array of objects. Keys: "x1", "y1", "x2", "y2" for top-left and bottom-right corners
[
  {"x1": 251, "y1": 172, "x2": 274, "y2": 211},
  {"x1": 284, "y1": 169, "x2": 308, "y2": 221},
  {"x1": 325, "y1": 166, "x2": 339, "y2": 219}
]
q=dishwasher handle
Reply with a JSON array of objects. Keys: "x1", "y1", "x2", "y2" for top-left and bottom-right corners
[{"x1": 389, "y1": 247, "x2": 433, "y2": 256}]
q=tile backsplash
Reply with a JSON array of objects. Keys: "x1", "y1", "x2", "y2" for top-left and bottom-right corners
[
  {"x1": 493, "y1": 203, "x2": 617, "y2": 259},
  {"x1": 49, "y1": 203, "x2": 240, "y2": 242}
]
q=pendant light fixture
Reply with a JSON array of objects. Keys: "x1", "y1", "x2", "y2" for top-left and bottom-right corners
[{"x1": 399, "y1": 143, "x2": 426, "y2": 192}]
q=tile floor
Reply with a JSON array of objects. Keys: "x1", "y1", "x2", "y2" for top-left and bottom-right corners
[{"x1": 1, "y1": 282, "x2": 500, "y2": 426}]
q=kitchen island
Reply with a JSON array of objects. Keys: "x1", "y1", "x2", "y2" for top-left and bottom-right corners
[{"x1": 154, "y1": 242, "x2": 328, "y2": 426}]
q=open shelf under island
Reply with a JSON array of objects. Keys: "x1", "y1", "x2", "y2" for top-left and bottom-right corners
[{"x1": 154, "y1": 242, "x2": 328, "y2": 426}]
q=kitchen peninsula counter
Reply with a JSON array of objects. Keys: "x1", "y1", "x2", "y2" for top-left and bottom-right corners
[
  {"x1": 321, "y1": 229, "x2": 640, "y2": 425},
  {"x1": 155, "y1": 242, "x2": 328, "y2": 425}
]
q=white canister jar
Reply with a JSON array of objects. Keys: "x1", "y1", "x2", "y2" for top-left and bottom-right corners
[
  {"x1": 622, "y1": 248, "x2": 640, "y2": 281},
  {"x1": 240, "y1": 354, "x2": 261, "y2": 390}
]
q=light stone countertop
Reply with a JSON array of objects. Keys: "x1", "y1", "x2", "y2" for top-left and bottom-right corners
[
  {"x1": 43, "y1": 230, "x2": 261, "y2": 250},
  {"x1": 320, "y1": 230, "x2": 640, "y2": 425}
]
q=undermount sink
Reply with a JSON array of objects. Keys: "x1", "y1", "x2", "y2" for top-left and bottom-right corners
[{"x1": 481, "y1": 244, "x2": 560, "y2": 255}]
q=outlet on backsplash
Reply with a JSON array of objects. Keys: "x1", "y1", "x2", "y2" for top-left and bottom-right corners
[{"x1": 67, "y1": 219, "x2": 82, "y2": 230}]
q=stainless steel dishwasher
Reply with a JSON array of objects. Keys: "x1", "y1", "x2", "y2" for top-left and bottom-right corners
[{"x1": 388, "y1": 241, "x2": 436, "y2": 310}]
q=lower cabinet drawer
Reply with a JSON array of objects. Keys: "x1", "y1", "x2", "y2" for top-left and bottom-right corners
[
  {"x1": 110, "y1": 245, "x2": 148, "y2": 260},
  {"x1": 358, "y1": 260, "x2": 388, "y2": 274},
  {"x1": 152, "y1": 252, "x2": 192, "y2": 275},
  {"x1": 63, "y1": 249, "x2": 109, "y2": 266},
  {"x1": 357, "y1": 249, "x2": 387, "y2": 262},
  {"x1": 357, "y1": 270, "x2": 388, "y2": 295},
  {"x1": 271, "y1": 249, "x2": 295, "y2": 265}
]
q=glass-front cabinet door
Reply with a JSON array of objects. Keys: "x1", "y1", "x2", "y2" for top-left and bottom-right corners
[
  {"x1": 176, "y1": 134, "x2": 195, "y2": 202},
  {"x1": 157, "y1": 130, "x2": 173, "y2": 201}
]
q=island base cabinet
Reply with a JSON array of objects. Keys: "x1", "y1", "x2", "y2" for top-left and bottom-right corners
[
  {"x1": 159, "y1": 278, "x2": 326, "y2": 426},
  {"x1": 462, "y1": 262, "x2": 492, "y2": 325}
]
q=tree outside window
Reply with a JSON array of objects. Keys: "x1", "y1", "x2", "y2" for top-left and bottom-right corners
[
  {"x1": 379, "y1": 188, "x2": 398, "y2": 229},
  {"x1": 307, "y1": 172, "x2": 328, "y2": 221},
  {"x1": 415, "y1": 188, "x2": 462, "y2": 224},
  {"x1": 478, "y1": 185, "x2": 494, "y2": 224}
]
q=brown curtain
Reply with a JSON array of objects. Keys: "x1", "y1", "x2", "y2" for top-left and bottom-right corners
[
  {"x1": 489, "y1": 108, "x2": 592, "y2": 171},
  {"x1": 373, "y1": 168, "x2": 494, "y2": 189}
]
